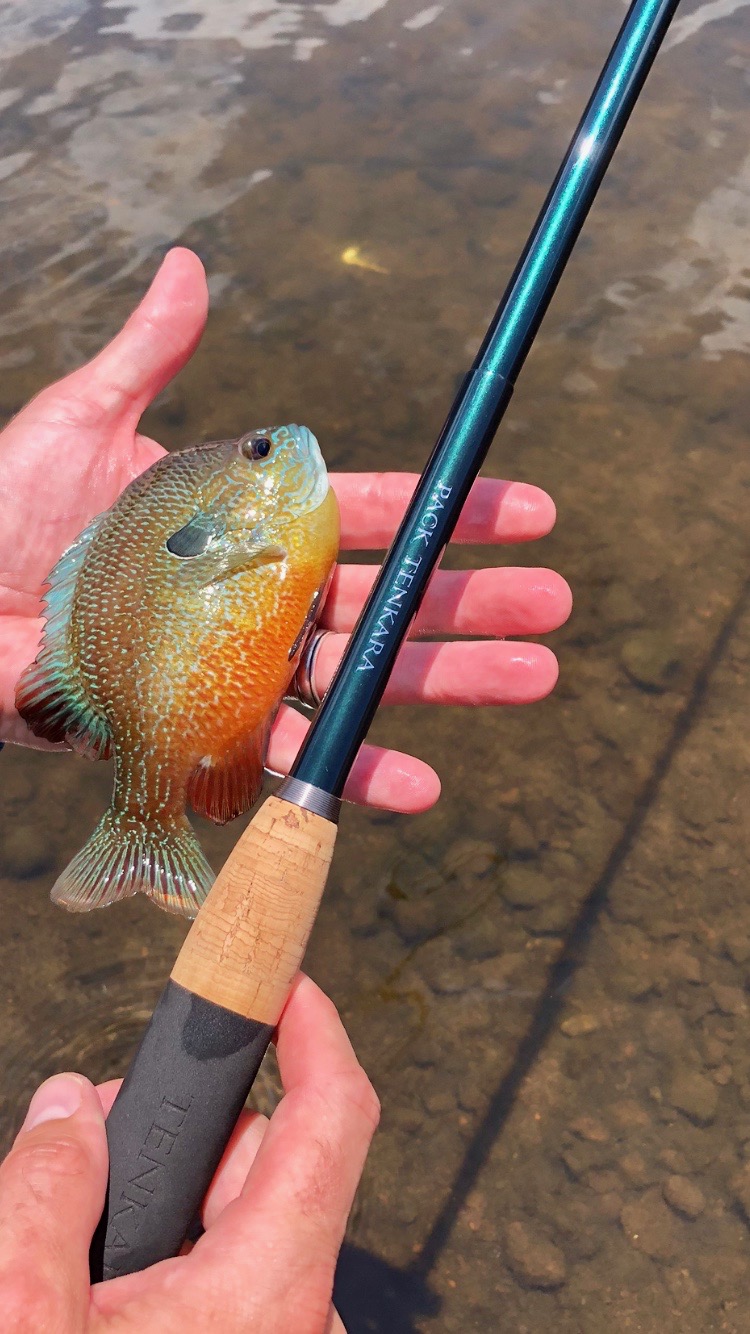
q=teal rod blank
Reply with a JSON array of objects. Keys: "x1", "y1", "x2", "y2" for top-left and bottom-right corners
[{"x1": 290, "y1": 0, "x2": 681, "y2": 797}]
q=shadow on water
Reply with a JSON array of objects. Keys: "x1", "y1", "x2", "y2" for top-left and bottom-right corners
[{"x1": 337, "y1": 567, "x2": 750, "y2": 1331}]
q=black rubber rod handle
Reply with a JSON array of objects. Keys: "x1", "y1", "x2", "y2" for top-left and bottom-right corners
[{"x1": 90, "y1": 795, "x2": 338, "y2": 1280}]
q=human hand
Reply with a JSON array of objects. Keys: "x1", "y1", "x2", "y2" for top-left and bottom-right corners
[
  {"x1": 0, "y1": 976, "x2": 374, "y2": 1333},
  {"x1": 0, "y1": 248, "x2": 571, "y2": 811}
]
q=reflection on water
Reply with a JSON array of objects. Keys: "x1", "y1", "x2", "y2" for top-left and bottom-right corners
[{"x1": 1, "y1": 0, "x2": 749, "y2": 1328}]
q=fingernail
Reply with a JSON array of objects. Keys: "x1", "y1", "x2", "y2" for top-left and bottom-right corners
[{"x1": 22, "y1": 1074, "x2": 84, "y2": 1132}]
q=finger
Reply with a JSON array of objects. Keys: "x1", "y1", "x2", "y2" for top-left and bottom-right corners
[
  {"x1": 0, "y1": 1074, "x2": 107, "y2": 1328},
  {"x1": 32, "y1": 247, "x2": 209, "y2": 426},
  {"x1": 322, "y1": 565, "x2": 572, "y2": 637},
  {"x1": 331, "y1": 474, "x2": 555, "y2": 548},
  {"x1": 190, "y1": 977, "x2": 379, "y2": 1327},
  {"x1": 201, "y1": 1110, "x2": 269, "y2": 1229},
  {"x1": 314, "y1": 636, "x2": 559, "y2": 707},
  {"x1": 96, "y1": 1079, "x2": 122, "y2": 1118},
  {"x1": 268, "y1": 703, "x2": 441, "y2": 812}
]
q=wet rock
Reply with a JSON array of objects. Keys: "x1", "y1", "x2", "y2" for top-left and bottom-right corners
[
  {"x1": 620, "y1": 1189, "x2": 679, "y2": 1262},
  {"x1": 611, "y1": 1099, "x2": 651, "y2": 1130},
  {"x1": 560, "y1": 1013, "x2": 600, "y2": 1038},
  {"x1": 500, "y1": 864, "x2": 553, "y2": 909},
  {"x1": 587, "y1": 1169, "x2": 621, "y2": 1196},
  {"x1": 665, "y1": 948, "x2": 702, "y2": 985},
  {"x1": 0, "y1": 826, "x2": 55, "y2": 880},
  {"x1": 711, "y1": 983, "x2": 747, "y2": 1017},
  {"x1": 526, "y1": 899, "x2": 570, "y2": 936},
  {"x1": 561, "y1": 1140, "x2": 609, "y2": 1181},
  {"x1": 441, "y1": 838, "x2": 497, "y2": 879},
  {"x1": 452, "y1": 917, "x2": 506, "y2": 962},
  {"x1": 546, "y1": 1199, "x2": 602, "y2": 1262},
  {"x1": 644, "y1": 1008, "x2": 690, "y2": 1058},
  {"x1": 668, "y1": 1068, "x2": 718, "y2": 1126},
  {"x1": 723, "y1": 934, "x2": 750, "y2": 965},
  {"x1": 620, "y1": 629, "x2": 680, "y2": 692},
  {"x1": 702, "y1": 1035, "x2": 729, "y2": 1067},
  {"x1": 504, "y1": 1221, "x2": 567, "y2": 1290},
  {"x1": 663, "y1": 1174, "x2": 705, "y2": 1220},
  {"x1": 424, "y1": 1090, "x2": 456, "y2": 1115},
  {"x1": 418, "y1": 940, "x2": 467, "y2": 995},
  {"x1": 389, "y1": 1105, "x2": 423, "y2": 1135},
  {"x1": 659, "y1": 1148, "x2": 690, "y2": 1175},
  {"x1": 618, "y1": 1151, "x2": 659, "y2": 1188},
  {"x1": 476, "y1": 951, "x2": 525, "y2": 991},
  {"x1": 599, "y1": 581, "x2": 643, "y2": 628},
  {"x1": 732, "y1": 1160, "x2": 750, "y2": 1220},
  {"x1": 506, "y1": 812, "x2": 538, "y2": 858},
  {"x1": 569, "y1": 1115, "x2": 609, "y2": 1144}
]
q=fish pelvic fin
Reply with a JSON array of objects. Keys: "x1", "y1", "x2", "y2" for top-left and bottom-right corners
[
  {"x1": 15, "y1": 513, "x2": 112, "y2": 759},
  {"x1": 50, "y1": 810, "x2": 213, "y2": 919},
  {"x1": 188, "y1": 713, "x2": 276, "y2": 825}
]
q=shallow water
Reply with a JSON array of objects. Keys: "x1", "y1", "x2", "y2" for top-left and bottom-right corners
[{"x1": 1, "y1": 0, "x2": 750, "y2": 1328}]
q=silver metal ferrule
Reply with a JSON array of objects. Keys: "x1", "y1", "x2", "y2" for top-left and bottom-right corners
[{"x1": 276, "y1": 776, "x2": 341, "y2": 824}]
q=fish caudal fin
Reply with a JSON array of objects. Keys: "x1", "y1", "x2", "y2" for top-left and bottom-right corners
[{"x1": 51, "y1": 811, "x2": 213, "y2": 919}]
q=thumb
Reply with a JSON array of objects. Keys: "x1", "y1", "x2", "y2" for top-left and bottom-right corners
[
  {"x1": 30, "y1": 246, "x2": 209, "y2": 428},
  {"x1": 0, "y1": 1074, "x2": 107, "y2": 1327}
]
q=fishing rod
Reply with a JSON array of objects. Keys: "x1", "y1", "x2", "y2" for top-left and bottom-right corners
[{"x1": 90, "y1": 0, "x2": 681, "y2": 1280}]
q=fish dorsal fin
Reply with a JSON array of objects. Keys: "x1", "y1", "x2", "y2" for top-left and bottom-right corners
[
  {"x1": 187, "y1": 713, "x2": 276, "y2": 825},
  {"x1": 15, "y1": 514, "x2": 112, "y2": 759}
]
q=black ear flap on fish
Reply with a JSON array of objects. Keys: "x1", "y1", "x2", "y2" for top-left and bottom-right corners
[
  {"x1": 187, "y1": 713, "x2": 276, "y2": 825},
  {"x1": 15, "y1": 513, "x2": 113, "y2": 759}
]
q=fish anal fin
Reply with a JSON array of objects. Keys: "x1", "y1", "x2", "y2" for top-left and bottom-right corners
[
  {"x1": 188, "y1": 715, "x2": 275, "y2": 825},
  {"x1": 15, "y1": 514, "x2": 112, "y2": 759}
]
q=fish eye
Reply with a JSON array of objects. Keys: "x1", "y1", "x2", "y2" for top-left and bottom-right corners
[{"x1": 240, "y1": 436, "x2": 272, "y2": 461}]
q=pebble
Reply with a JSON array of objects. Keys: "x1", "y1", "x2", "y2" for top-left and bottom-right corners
[
  {"x1": 441, "y1": 838, "x2": 497, "y2": 879},
  {"x1": 0, "y1": 825, "x2": 55, "y2": 880},
  {"x1": 659, "y1": 1148, "x2": 690, "y2": 1175},
  {"x1": 732, "y1": 1163, "x2": 750, "y2": 1224},
  {"x1": 506, "y1": 812, "x2": 538, "y2": 858},
  {"x1": 500, "y1": 864, "x2": 553, "y2": 909},
  {"x1": 569, "y1": 1115, "x2": 609, "y2": 1144},
  {"x1": 702, "y1": 1035, "x2": 729, "y2": 1067},
  {"x1": 644, "y1": 1008, "x2": 690, "y2": 1058},
  {"x1": 724, "y1": 935, "x2": 750, "y2": 965},
  {"x1": 560, "y1": 1013, "x2": 600, "y2": 1038},
  {"x1": 668, "y1": 1067, "x2": 719, "y2": 1126},
  {"x1": 620, "y1": 1189, "x2": 679, "y2": 1262},
  {"x1": 620, "y1": 630, "x2": 680, "y2": 692},
  {"x1": 477, "y1": 952, "x2": 525, "y2": 992},
  {"x1": 561, "y1": 1141, "x2": 609, "y2": 1181},
  {"x1": 618, "y1": 1151, "x2": 659, "y2": 1188},
  {"x1": 711, "y1": 983, "x2": 747, "y2": 1017},
  {"x1": 663, "y1": 1174, "x2": 705, "y2": 1220},
  {"x1": 504, "y1": 1221, "x2": 567, "y2": 1290}
]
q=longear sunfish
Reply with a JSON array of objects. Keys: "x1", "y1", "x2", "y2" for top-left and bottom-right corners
[{"x1": 16, "y1": 425, "x2": 339, "y2": 918}]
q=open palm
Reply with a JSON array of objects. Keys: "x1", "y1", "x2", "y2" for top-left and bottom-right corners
[{"x1": 0, "y1": 248, "x2": 570, "y2": 811}]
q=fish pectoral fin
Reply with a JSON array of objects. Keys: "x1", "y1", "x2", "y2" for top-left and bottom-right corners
[
  {"x1": 188, "y1": 711, "x2": 277, "y2": 825},
  {"x1": 15, "y1": 513, "x2": 112, "y2": 759},
  {"x1": 197, "y1": 542, "x2": 287, "y2": 588}
]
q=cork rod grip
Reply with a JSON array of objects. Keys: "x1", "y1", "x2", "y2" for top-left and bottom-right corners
[
  {"x1": 171, "y1": 794, "x2": 338, "y2": 1021},
  {"x1": 92, "y1": 794, "x2": 338, "y2": 1281}
]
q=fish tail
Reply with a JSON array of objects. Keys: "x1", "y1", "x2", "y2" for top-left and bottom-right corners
[{"x1": 50, "y1": 809, "x2": 213, "y2": 919}]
